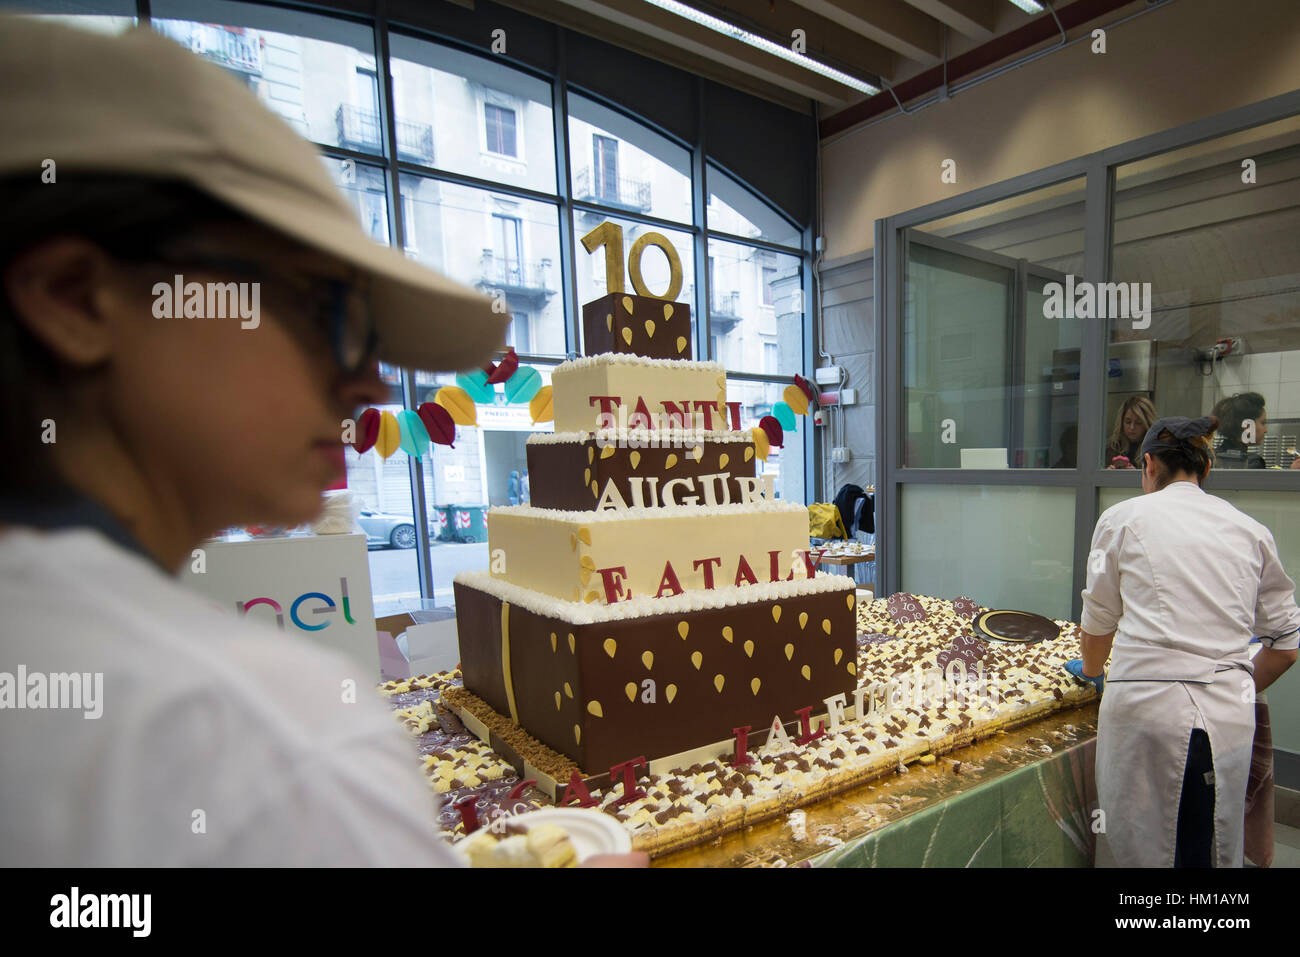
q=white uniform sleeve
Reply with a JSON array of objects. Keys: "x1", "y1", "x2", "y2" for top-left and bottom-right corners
[
  {"x1": 1080, "y1": 511, "x2": 1124, "y2": 636},
  {"x1": 1255, "y1": 532, "x2": 1300, "y2": 651}
]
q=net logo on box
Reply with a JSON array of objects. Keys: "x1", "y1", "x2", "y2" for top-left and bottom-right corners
[{"x1": 236, "y1": 577, "x2": 359, "y2": 632}]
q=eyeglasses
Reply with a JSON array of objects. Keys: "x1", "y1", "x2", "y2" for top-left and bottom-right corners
[{"x1": 130, "y1": 252, "x2": 380, "y2": 377}]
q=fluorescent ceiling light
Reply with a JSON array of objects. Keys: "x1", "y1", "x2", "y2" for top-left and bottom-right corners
[
  {"x1": 642, "y1": 0, "x2": 880, "y2": 96},
  {"x1": 1006, "y1": 0, "x2": 1046, "y2": 11}
]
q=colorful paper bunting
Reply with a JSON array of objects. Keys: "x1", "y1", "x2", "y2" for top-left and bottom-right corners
[
  {"x1": 773, "y1": 401, "x2": 798, "y2": 433},
  {"x1": 529, "y1": 385, "x2": 554, "y2": 424},
  {"x1": 758, "y1": 415, "x2": 784, "y2": 449},
  {"x1": 485, "y1": 347, "x2": 520, "y2": 385},
  {"x1": 375, "y1": 410, "x2": 401, "y2": 459},
  {"x1": 396, "y1": 409, "x2": 430, "y2": 458},
  {"x1": 353, "y1": 407, "x2": 380, "y2": 454},
  {"x1": 750, "y1": 425, "x2": 770, "y2": 461},
  {"x1": 455, "y1": 369, "x2": 495, "y2": 405},
  {"x1": 504, "y1": 366, "x2": 543, "y2": 404},
  {"x1": 417, "y1": 401, "x2": 456, "y2": 448},
  {"x1": 435, "y1": 386, "x2": 478, "y2": 427}
]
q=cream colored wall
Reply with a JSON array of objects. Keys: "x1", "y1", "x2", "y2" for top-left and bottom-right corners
[{"x1": 821, "y1": 0, "x2": 1300, "y2": 260}]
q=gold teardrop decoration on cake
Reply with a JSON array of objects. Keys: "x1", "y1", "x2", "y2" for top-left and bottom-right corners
[
  {"x1": 801, "y1": 665, "x2": 811, "y2": 681},
  {"x1": 644, "y1": 319, "x2": 656, "y2": 339},
  {"x1": 642, "y1": 650, "x2": 654, "y2": 670},
  {"x1": 606, "y1": 313, "x2": 613, "y2": 331},
  {"x1": 582, "y1": 469, "x2": 591, "y2": 489},
  {"x1": 847, "y1": 593, "x2": 855, "y2": 610},
  {"x1": 784, "y1": 643, "x2": 794, "y2": 661},
  {"x1": 587, "y1": 700, "x2": 603, "y2": 718},
  {"x1": 665, "y1": 453, "x2": 679, "y2": 469},
  {"x1": 563, "y1": 681, "x2": 573, "y2": 698},
  {"x1": 625, "y1": 682, "x2": 637, "y2": 702},
  {"x1": 690, "y1": 445, "x2": 704, "y2": 461},
  {"x1": 603, "y1": 637, "x2": 617, "y2": 658},
  {"x1": 567, "y1": 633, "x2": 576, "y2": 654},
  {"x1": 744, "y1": 446, "x2": 754, "y2": 462},
  {"x1": 600, "y1": 444, "x2": 616, "y2": 460},
  {"x1": 718, "y1": 453, "x2": 729, "y2": 470},
  {"x1": 572, "y1": 586, "x2": 581, "y2": 601},
  {"x1": 587, "y1": 446, "x2": 595, "y2": 464},
  {"x1": 569, "y1": 532, "x2": 578, "y2": 551},
  {"x1": 691, "y1": 651, "x2": 703, "y2": 670},
  {"x1": 550, "y1": 632, "x2": 558, "y2": 653},
  {"x1": 584, "y1": 590, "x2": 600, "y2": 603},
  {"x1": 722, "y1": 625, "x2": 734, "y2": 643},
  {"x1": 834, "y1": 648, "x2": 844, "y2": 665},
  {"x1": 715, "y1": 374, "x2": 726, "y2": 391},
  {"x1": 621, "y1": 326, "x2": 633, "y2": 346},
  {"x1": 579, "y1": 557, "x2": 595, "y2": 586},
  {"x1": 772, "y1": 605, "x2": 782, "y2": 623},
  {"x1": 555, "y1": 691, "x2": 562, "y2": 711},
  {"x1": 822, "y1": 619, "x2": 832, "y2": 635},
  {"x1": 743, "y1": 639, "x2": 754, "y2": 658},
  {"x1": 629, "y1": 451, "x2": 641, "y2": 470},
  {"x1": 666, "y1": 683, "x2": 677, "y2": 703},
  {"x1": 847, "y1": 661, "x2": 857, "y2": 676},
  {"x1": 677, "y1": 621, "x2": 689, "y2": 640},
  {"x1": 799, "y1": 611, "x2": 809, "y2": 630},
  {"x1": 751, "y1": 677, "x2": 761, "y2": 696},
  {"x1": 578, "y1": 528, "x2": 591, "y2": 545},
  {"x1": 591, "y1": 480, "x2": 599, "y2": 498},
  {"x1": 664, "y1": 303, "x2": 674, "y2": 320},
  {"x1": 675, "y1": 336, "x2": 687, "y2": 354},
  {"x1": 622, "y1": 295, "x2": 634, "y2": 313},
  {"x1": 574, "y1": 724, "x2": 582, "y2": 744},
  {"x1": 713, "y1": 674, "x2": 725, "y2": 693}
]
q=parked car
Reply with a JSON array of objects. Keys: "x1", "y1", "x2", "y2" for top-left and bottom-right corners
[
  {"x1": 357, "y1": 509, "x2": 432, "y2": 549},
  {"x1": 357, "y1": 507, "x2": 487, "y2": 548}
]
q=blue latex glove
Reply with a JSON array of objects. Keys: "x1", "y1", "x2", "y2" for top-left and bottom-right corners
[{"x1": 1065, "y1": 659, "x2": 1104, "y2": 694}]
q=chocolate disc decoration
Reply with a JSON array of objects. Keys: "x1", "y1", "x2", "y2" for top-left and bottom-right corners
[{"x1": 973, "y1": 610, "x2": 1060, "y2": 644}]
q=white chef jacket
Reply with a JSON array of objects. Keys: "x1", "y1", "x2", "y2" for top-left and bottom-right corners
[
  {"x1": 1081, "y1": 480, "x2": 1300, "y2": 867},
  {"x1": 0, "y1": 526, "x2": 463, "y2": 867}
]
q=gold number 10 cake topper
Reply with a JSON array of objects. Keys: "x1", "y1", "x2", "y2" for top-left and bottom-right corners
[{"x1": 581, "y1": 221, "x2": 683, "y2": 302}]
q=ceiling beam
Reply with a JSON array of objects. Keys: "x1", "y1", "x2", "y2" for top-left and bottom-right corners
[
  {"x1": 787, "y1": 0, "x2": 944, "y2": 63},
  {"x1": 540, "y1": 0, "x2": 871, "y2": 105},
  {"x1": 901, "y1": 0, "x2": 997, "y2": 41}
]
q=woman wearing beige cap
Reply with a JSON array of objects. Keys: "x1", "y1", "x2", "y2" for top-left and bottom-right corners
[{"x1": 0, "y1": 19, "x2": 644, "y2": 867}]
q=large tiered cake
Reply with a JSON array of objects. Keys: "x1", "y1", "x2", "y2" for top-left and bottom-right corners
[{"x1": 451, "y1": 290, "x2": 859, "y2": 777}]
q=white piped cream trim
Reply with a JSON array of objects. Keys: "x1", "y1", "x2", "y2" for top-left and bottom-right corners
[
  {"x1": 488, "y1": 500, "x2": 803, "y2": 522},
  {"x1": 454, "y1": 569, "x2": 856, "y2": 624},
  {"x1": 553, "y1": 352, "x2": 723, "y2": 375},
  {"x1": 526, "y1": 429, "x2": 754, "y2": 445}
]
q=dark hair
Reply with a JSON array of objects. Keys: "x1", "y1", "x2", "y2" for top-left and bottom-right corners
[
  {"x1": 1146, "y1": 416, "x2": 1219, "y2": 489},
  {"x1": 0, "y1": 175, "x2": 252, "y2": 497},
  {"x1": 1212, "y1": 392, "x2": 1266, "y2": 452}
]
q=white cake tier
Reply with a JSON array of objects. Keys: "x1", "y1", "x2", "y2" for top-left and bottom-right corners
[
  {"x1": 550, "y1": 353, "x2": 732, "y2": 435},
  {"x1": 487, "y1": 501, "x2": 813, "y2": 605}
]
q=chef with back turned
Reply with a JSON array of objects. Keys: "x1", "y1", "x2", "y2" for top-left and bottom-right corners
[{"x1": 1065, "y1": 416, "x2": 1299, "y2": 867}]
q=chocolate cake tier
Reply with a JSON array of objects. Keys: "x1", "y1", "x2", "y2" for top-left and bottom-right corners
[
  {"x1": 525, "y1": 432, "x2": 760, "y2": 511},
  {"x1": 454, "y1": 573, "x2": 859, "y2": 773},
  {"x1": 582, "y1": 292, "x2": 692, "y2": 360}
]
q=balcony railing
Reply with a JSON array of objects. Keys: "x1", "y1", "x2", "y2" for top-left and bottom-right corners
[
  {"x1": 160, "y1": 22, "x2": 263, "y2": 75},
  {"x1": 477, "y1": 252, "x2": 554, "y2": 301},
  {"x1": 710, "y1": 289, "x2": 742, "y2": 326},
  {"x1": 573, "y1": 167, "x2": 652, "y2": 213},
  {"x1": 335, "y1": 105, "x2": 434, "y2": 165}
]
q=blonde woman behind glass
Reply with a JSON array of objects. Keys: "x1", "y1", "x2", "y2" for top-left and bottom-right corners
[{"x1": 1105, "y1": 395, "x2": 1156, "y2": 469}]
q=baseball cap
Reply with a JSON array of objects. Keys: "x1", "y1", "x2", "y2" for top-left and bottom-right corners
[{"x1": 0, "y1": 16, "x2": 509, "y2": 373}]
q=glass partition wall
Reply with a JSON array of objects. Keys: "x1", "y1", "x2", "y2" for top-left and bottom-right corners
[
  {"x1": 877, "y1": 101, "x2": 1300, "y2": 629},
  {"x1": 7, "y1": 0, "x2": 814, "y2": 605}
]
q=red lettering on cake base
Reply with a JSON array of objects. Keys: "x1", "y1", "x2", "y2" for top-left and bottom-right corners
[
  {"x1": 596, "y1": 566, "x2": 631, "y2": 603},
  {"x1": 794, "y1": 705, "x2": 827, "y2": 746},
  {"x1": 768, "y1": 549, "x2": 784, "y2": 583},
  {"x1": 725, "y1": 401, "x2": 742, "y2": 431},
  {"x1": 661, "y1": 400, "x2": 692, "y2": 429},
  {"x1": 455, "y1": 796, "x2": 481, "y2": 834},
  {"x1": 609, "y1": 756, "x2": 648, "y2": 807},
  {"x1": 734, "y1": 555, "x2": 758, "y2": 587},
  {"x1": 656, "y1": 561, "x2": 684, "y2": 597},
  {"x1": 590, "y1": 395, "x2": 621, "y2": 420},
  {"x1": 506, "y1": 779, "x2": 538, "y2": 800},
  {"x1": 691, "y1": 400, "x2": 717, "y2": 430},
  {"x1": 730, "y1": 725, "x2": 754, "y2": 767},
  {"x1": 560, "y1": 770, "x2": 598, "y2": 808},
  {"x1": 694, "y1": 556, "x2": 722, "y2": 589},
  {"x1": 629, "y1": 396, "x2": 653, "y2": 430}
]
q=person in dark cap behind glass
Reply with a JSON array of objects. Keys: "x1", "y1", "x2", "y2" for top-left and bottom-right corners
[
  {"x1": 1212, "y1": 392, "x2": 1269, "y2": 469},
  {"x1": 0, "y1": 19, "x2": 644, "y2": 866},
  {"x1": 1066, "y1": 416, "x2": 1298, "y2": 867}
]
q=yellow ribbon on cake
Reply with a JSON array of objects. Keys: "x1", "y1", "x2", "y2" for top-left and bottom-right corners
[{"x1": 501, "y1": 601, "x2": 519, "y2": 725}]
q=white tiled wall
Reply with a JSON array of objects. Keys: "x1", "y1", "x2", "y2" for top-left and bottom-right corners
[{"x1": 1202, "y1": 350, "x2": 1300, "y2": 418}]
